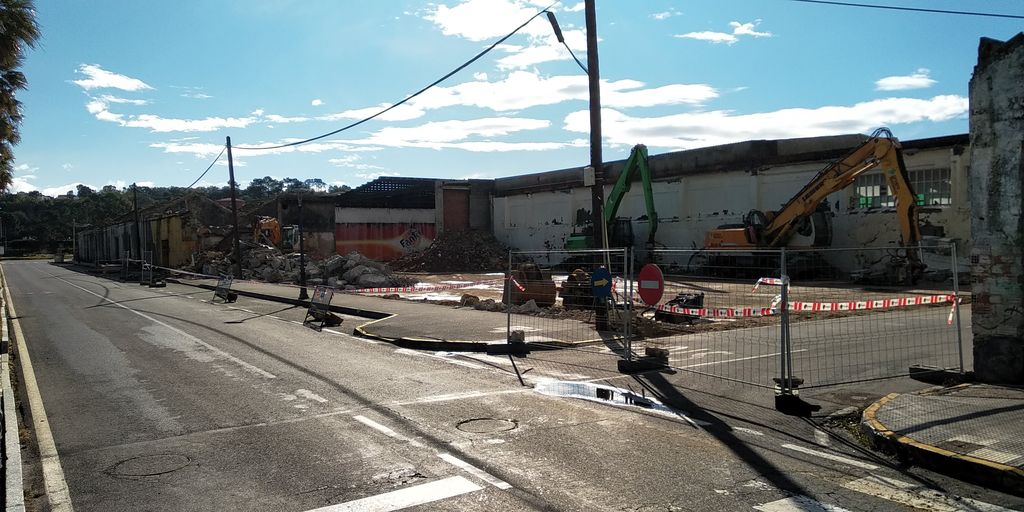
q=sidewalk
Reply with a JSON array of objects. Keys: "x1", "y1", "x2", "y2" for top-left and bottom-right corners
[{"x1": 862, "y1": 384, "x2": 1024, "y2": 496}]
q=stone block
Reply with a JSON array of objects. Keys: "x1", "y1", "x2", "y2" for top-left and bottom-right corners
[{"x1": 974, "y1": 335, "x2": 1024, "y2": 384}]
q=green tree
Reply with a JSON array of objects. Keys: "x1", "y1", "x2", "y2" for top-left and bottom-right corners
[{"x1": 0, "y1": 0, "x2": 40, "y2": 192}]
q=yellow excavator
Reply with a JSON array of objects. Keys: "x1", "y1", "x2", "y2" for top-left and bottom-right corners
[{"x1": 703, "y1": 128, "x2": 925, "y2": 283}]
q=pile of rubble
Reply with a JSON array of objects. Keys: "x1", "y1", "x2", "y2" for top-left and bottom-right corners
[
  {"x1": 189, "y1": 246, "x2": 416, "y2": 290},
  {"x1": 390, "y1": 230, "x2": 509, "y2": 272}
]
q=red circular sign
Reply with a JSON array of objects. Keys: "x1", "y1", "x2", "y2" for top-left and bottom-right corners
[{"x1": 637, "y1": 263, "x2": 664, "y2": 305}]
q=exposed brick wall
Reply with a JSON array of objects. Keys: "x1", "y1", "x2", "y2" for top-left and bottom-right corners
[{"x1": 969, "y1": 33, "x2": 1024, "y2": 384}]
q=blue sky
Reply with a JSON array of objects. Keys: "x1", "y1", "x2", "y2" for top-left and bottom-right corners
[{"x1": 10, "y1": 0, "x2": 1023, "y2": 196}]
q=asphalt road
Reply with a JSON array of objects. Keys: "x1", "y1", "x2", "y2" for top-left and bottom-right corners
[{"x1": 4, "y1": 260, "x2": 1021, "y2": 511}]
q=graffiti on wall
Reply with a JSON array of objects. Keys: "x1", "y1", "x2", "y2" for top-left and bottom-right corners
[{"x1": 335, "y1": 223, "x2": 436, "y2": 261}]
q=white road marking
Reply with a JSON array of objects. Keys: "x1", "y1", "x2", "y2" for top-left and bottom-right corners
[
  {"x1": 680, "y1": 350, "x2": 808, "y2": 369},
  {"x1": 296, "y1": 389, "x2": 328, "y2": 403},
  {"x1": 47, "y1": 271, "x2": 276, "y2": 379},
  {"x1": 781, "y1": 443, "x2": 878, "y2": 470},
  {"x1": 392, "y1": 389, "x2": 527, "y2": 406},
  {"x1": 304, "y1": 475, "x2": 481, "y2": 512},
  {"x1": 2, "y1": 273, "x2": 74, "y2": 512},
  {"x1": 437, "y1": 453, "x2": 512, "y2": 490},
  {"x1": 753, "y1": 495, "x2": 852, "y2": 511},
  {"x1": 394, "y1": 348, "x2": 486, "y2": 369},
  {"x1": 814, "y1": 429, "x2": 831, "y2": 447},
  {"x1": 734, "y1": 427, "x2": 765, "y2": 436},
  {"x1": 353, "y1": 415, "x2": 424, "y2": 448},
  {"x1": 843, "y1": 475, "x2": 1017, "y2": 512}
]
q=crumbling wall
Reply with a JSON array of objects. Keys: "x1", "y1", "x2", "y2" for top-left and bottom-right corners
[{"x1": 969, "y1": 33, "x2": 1024, "y2": 384}]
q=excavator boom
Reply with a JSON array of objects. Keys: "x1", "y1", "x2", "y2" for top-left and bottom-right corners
[{"x1": 703, "y1": 128, "x2": 924, "y2": 281}]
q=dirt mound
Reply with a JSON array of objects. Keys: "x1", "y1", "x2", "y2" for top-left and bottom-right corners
[{"x1": 390, "y1": 230, "x2": 509, "y2": 272}]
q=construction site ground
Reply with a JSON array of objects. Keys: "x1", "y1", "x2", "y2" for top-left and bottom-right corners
[{"x1": 164, "y1": 269, "x2": 967, "y2": 350}]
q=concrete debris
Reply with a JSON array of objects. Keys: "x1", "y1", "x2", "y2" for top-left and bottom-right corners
[
  {"x1": 185, "y1": 247, "x2": 416, "y2": 289},
  {"x1": 460, "y1": 294, "x2": 481, "y2": 307},
  {"x1": 389, "y1": 230, "x2": 509, "y2": 272}
]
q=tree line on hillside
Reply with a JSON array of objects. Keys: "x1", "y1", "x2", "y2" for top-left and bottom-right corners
[{"x1": 0, "y1": 177, "x2": 351, "y2": 246}]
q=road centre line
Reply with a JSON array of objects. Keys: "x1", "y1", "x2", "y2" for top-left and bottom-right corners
[
  {"x1": 781, "y1": 443, "x2": 878, "y2": 470},
  {"x1": 437, "y1": 453, "x2": 512, "y2": 490},
  {"x1": 303, "y1": 475, "x2": 481, "y2": 512},
  {"x1": 842, "y1": 475, "x2": 1016, "y2": 512},
  {"x1": 45, "y1": 270, "x2": 277, "y2": 379},
  {"x1": 353, "y1": 415, "x2": 425, "y2": 448}
]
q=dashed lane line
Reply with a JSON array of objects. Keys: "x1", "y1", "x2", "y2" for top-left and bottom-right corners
[
  {"x1": 780, "y1": 443, "x2": 879, "y2": 470},
  {"x1": 302, "y1": 475, "x2": 482, "y2": 512},
  {"x1": 437, "y1": 453, "x2": 512, "y2": 490}
]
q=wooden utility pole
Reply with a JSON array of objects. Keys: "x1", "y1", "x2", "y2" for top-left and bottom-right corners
[
  {"x1": 132, "y1": 183, "x2": 142, "y2": 260},
  {"x1": 226, "y1": 137, "x2": 243, "y2": 279}
]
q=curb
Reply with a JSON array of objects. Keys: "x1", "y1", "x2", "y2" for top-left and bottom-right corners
[{"x1": 861, "y1": 391, "x2": 1024, "y2": 497}]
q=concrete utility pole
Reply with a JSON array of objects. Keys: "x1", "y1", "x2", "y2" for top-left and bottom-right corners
[
  {"x1": 226, "y1": 136, "x2": 243, "y2": 279},
  {"x1": 585, "y1": 0, "x2": 604, "y2": 251},
  {"x1": 585, "y1": 0, "x2": 609, "y2": 331},
  {"x1": 132, "y1": 183, "x2": 142, "y2": 260},
  {"x1": 298, "y1": 193, "x2": 308, "y2": 300}
]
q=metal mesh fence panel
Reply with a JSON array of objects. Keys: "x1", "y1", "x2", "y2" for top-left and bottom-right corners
[
  {"x1": 782, "y1": 245, "x2": 963, "y2": 389},
  {"x1": 502, "y1": 249, "x2": 632, "y2": 384},
  {"x1": 635, "y1": 249, "x2": 783, "y2": 390}
]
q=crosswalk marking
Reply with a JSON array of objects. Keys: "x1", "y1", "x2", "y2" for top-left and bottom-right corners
[{"x1": 843, "y1": 475, "x2": 1017, "y2": 512}]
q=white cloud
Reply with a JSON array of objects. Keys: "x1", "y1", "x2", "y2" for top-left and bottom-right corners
[
  {"x1": 676, "y1": 20, "x2": 772, "y2": 45},
  {"x1": 730, "y1": 21, "x2": 771, "y2": 38},
  {"x1": 652, "y1": 9, "x2": 681, "y2": 20},
  {"x1": 473, "y1": 72, "x2": 488, "y2": 81},
  {"x1": 327, "y1": 155, "x2": 385, "y2": 172},
  {"x1": 425, "y1": 0, "x2": 550, "y2": 42},
  {"x1": 319, "y1": 104, "x2": 426, "y2": 123},
  {"x1": 122, "y1": 114, "x2": 256, "y2": 133},
  {"x1": 311, "y1": 99, "x2": 324, "y2": 106},
  {"x1": 83, "y1": 95, "x2": 258, "y2": 132},
  {"x1": 62, "y1": 163, "x2": 73, "y2": 171},
  {"x1": 675, "y1": 31, "x2": 737, "y2": 44},
  {"x1": 72, "y1": 64, "x2": 152, "y2": 91},
  {"x1": 266, "y1": 114, "x2": 311, "y2": 124},
  {"x1": 564, "y1": 95, "x2": 968, "y2": 150},
  {"x1": 9, "y1": 176, "x2": 38, "y2": 193},
  {"x1": 424, "y1": 0, "x2": 587, "y2": 70},
  {"x1": 875, "y1": 68, "x2": 937, "y2": 91},
  {"x1": 182, "y1": 92, "x2": 212, "y2": 100},
  {"x1": 136, "y1": 181, "x2": 155, "y2": 187},
  {"x1": 368, "y1": 117, "x2": 549, "y2": 146},
  {"x1": 563, "y1": 2, "x2": 584, "y2": 12},
  {"x1": 354, "y1": 172, "x2": 400, "y2": 181},
  {"x1": 99, "y1": 95, "x2": 149, "y2": 106}
]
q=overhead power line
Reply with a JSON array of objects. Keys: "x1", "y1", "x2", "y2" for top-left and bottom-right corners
[
  {"x1": 234, "y1": 0, "x2": 563, "y2": 151},
  {"x1": 788, "y1": 0, "x2": 1024, "y2": 19},
  {"x1": 185, "y1": 145, "x2": 227, "y2": 189}
]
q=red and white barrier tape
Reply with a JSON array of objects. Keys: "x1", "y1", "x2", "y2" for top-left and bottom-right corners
[
  {"x1": 656, "y1": 293, "x2": 957, "y2": 319},
  {"x1": 656, "y1": 304, "x2": 777, "y2": 318},
  {"x1": 348, "y1": 277, "x2": 505, "y2": 295},
  {"x1": 947, "y1": 296, "x2": 962, "y2": 326},
  {"x1": 509, "y1": 276, "x2": 526, "y2": 292},
  {"x1": 751, "y1": 277, "x2": 788, "y2": 293}
]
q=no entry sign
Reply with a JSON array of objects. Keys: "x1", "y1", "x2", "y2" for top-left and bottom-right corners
[{"x1": 637, "y1": 263, "x2": 665, "y2": 305}]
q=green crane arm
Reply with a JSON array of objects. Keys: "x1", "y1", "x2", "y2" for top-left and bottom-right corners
[{"x1": 603, "y1": 144, "x2": 659, "y2": 244}]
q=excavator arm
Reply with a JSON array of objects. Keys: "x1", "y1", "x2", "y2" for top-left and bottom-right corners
[
  {"x1": 703, "y1": 128, "x2": 925, "y2": 281},
  {"x1": 761, "y1": 128, "x2": 920, "y2": 248},
  {"x1": 604, "y1": 144, "x2": 659, "y2": 245}
]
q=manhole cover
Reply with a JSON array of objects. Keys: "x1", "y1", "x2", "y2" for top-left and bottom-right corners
[
  {"x1": 107, "y1": 454, "x2": 192, "y2": 477},
  {"x1": 456, "y1": 418, "x2": 518, "y2": 434}
]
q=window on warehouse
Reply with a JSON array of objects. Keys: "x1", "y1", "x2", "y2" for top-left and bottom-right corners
[{"x1": 852, "y1": 168, "x2": 950, "y2": 209}]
